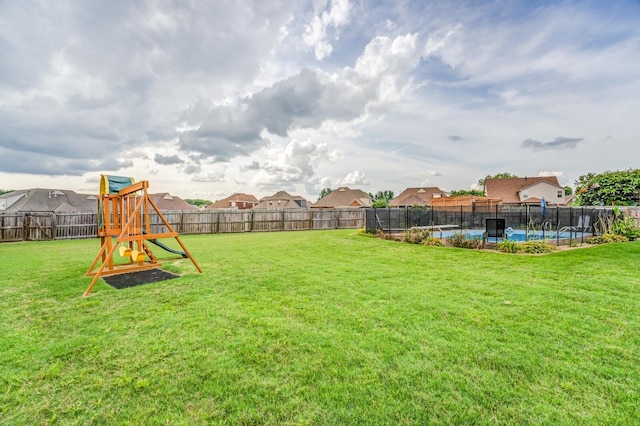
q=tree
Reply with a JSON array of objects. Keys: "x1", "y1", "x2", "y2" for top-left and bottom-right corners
[
  {"x1": 477, "y1": 172, "x2": 518, "y2": 191},
  {"x1": 369, "y1": 190, "x2": 394, "y2": 208},
  {"x1": 564, "y1": 186, "x2": 573, "y2": 196},
  {"x1": 450, "y1": 189, "x2": 485, "y2": 197},
  {"x1": 185, "y1": 198, "x2": 212, "y2": 208},
  {"x1": 0, "y1": 189, "x2": 12, "y2": 195},
  {"x1": 575, "y1": 169, "x2": 640, "y2": 206},
  {"x1": 318, "y1": 188, "x2": 332, "y2": 200}
]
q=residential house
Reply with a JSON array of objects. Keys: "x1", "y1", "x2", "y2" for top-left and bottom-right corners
[
  {"x1": 207, "y1": 193, "x2": 259, "y2": 210},
  {"x1": 312, "y1": 187, "x2": 372, "y2": 208},
  {"x1": 148, "y1": 193, "x2": 199, "y2": 210},
  {"x1": 389, "y1": 187, "x2": 450, "y2": 208},
  {"x1": 0, "y1": 188, "x2": 97, "y2": 213},
  {"x1": 485, "y1": 177, "x2": 567, "y2": 206},
  {"x1": 254, "y1": 191, "x2": 309, "y2": 209}
]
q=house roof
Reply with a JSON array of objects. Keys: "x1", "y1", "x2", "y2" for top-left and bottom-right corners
[
  {"x1": 149, "y1": 193, "x2": 198, "y2": 210},
  {"x1": 485, "y1": 177, "x2": 562, "y2": 204},
  {"x1": 389, "y1": 187, "x2": 449, "y2": 207},
  {"x1": 0, "y1": 188, "x2": 97, "y2": 212},
  {"x1": 207, "y1": 193, "x2": 258, "y2": 209},
  {"x1": 254, "y1": 191, "x2": 308, "y2": 209},
  {"x1": 312, "y1": 187, "x2": 372, "y2": 208}
]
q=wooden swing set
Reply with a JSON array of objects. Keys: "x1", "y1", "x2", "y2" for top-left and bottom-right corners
[{"x1": 84, "y1": 175, "x2": 202, "y2": 297}]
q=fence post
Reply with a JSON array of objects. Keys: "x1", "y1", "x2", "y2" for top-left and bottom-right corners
[
  {"x1": 581, "y1": 207, "x2": 585, "y2": 245},
  {"x1": 336, "y1": 209, "x2": 340, "y2": 229},
  {"x1": 51, "y1": 212, "x2": 57, "y2": 241},
  {"x1": 22, "y1": 213, "x2": 28, "y2": 241},
  {"x1": 430, "y1": 206, "x2": 433, "y2": 228},
  {"x1": 387, "y1": 207, "x2": 391, "y2": 234}
]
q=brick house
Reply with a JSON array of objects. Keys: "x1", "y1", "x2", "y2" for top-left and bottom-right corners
[
  {"x1": 485, "y1": 177, "x2": 567, "y2": 206},
  {"x1": 389, "y1": 187, "x2": 449, "y2": 208}
]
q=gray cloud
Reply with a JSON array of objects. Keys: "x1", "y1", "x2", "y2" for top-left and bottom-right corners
[
  {"x1": 179, "y1": 34, "x2": 422, "y2": 162},
  {"x1": 521, "y1": 137, "x2": 583, "y2": 151},
  {"x1": 0, "y1": 1, "x2": 300, "y2": 174},
  {"x1": 178, "y1": 69, "x2": 325, "y2": 159},
  {"x1": 0, "y1": 147, "x2": 131, "y2": 176},
  {"x1": 154, "y1": 154, "x2": 184, "y2": 165},
  {"x1": 183, "y1": 164, "x2": 201, "y2": 174},
  {"x1": 241, "y1": 161, "x2": 261, "y2": 171},
  {"x1": 448, "y1": 135, "x2": 464, "y2": 142}
]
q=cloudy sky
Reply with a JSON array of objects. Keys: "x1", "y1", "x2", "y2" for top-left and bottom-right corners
[{"x1": 1, "y1": 1, "x2": 639, "y2": 201}]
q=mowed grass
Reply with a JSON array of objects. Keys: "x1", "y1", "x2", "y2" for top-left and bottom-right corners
[{"x1": 1, "y1": 230, "x2": 639, "y2": 424}]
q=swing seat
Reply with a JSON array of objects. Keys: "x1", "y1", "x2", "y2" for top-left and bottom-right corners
[
  {"x1": 119, "y1": 245, "x2": 132, "y2": 257},
  {"x1": 130, "y1": 250, "x2": 145, "y2": 262}
]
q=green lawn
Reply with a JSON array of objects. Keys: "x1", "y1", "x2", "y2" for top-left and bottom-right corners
[{"x1": 1, "y1": 230, "x2": 639, "y2": 424}]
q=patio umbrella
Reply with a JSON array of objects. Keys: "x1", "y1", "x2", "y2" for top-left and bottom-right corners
[{"x1": 540, "y1": 197, "x2": 548, "y2": 217}]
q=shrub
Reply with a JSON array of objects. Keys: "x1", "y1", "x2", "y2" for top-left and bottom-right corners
[
  {"x1": 446, "y1": 232, "x2": 484, "y2": 249},
  {"x1": 402, "y1": 228, "x2": 431, "y2": 244},
  {"x1": 518, "y1": 241, "x2": 556, "y2": 254},
  {"x1": 612, "y1": 215, "x2": 640, "y2": 240},
  {"x1": 596, "y1": 207, "x2": 640, "y2": 240},
  {"x1": 376, "y1": 229, "x2": 393, "y2": 240},
  {"x1": 496, "y1": 240, "x2": 519, "y2": 253},
  {"x1": 421, "y1": 237, "x2": 445, "y2": 247},
  {"x1": 586, "y1": 234, "x2": 629, "y2": 244}
]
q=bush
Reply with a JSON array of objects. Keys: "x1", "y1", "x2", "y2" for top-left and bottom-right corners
[
  {"x1": 596, "y1": 207, "x2": 640, "y2": 240},
  {"x1": 446, "y1": 232, "x2": 484, "y2": 249},
  {"x1": 586, "y1": 234, "x2": 629, "y2": 244},
  {"x1": 402, "y1": 228, "x2": 431, "y2": 244},
  {"x1": 376, "y1": 229, "x2": 394, "y2": 240},
  {"x1": 421, "y1": 237, "x2": 445, "y2": 247},
  {"x1": 612, "y1": 215, "x2": 640, "y2": 240},
  {"x1": 496, "y1": 240, "x2": 556, "y2": 254},
  {"x1": 518, "y1": 241, "x2": 556, "y2": 254},
  {"x1": 496, "y1": 240, "x2": 519, "y2": 253}
]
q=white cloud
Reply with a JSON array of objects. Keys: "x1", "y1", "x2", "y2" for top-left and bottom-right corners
[
  {"x1": 249, "y1": 138, "x2": 334, "y2": 190},
  {"x1": 538, "y1": 171, "x2": 564, "y2": 178},
  {"x1": 337, "y1": 169, "x2": 368, "y2": 186},
  {"x1": 303, "y1": 0, "x2": 352, "y2": 60},
  {"x1": 423, "y1": 23, "x2": 463, "y2": 56}
]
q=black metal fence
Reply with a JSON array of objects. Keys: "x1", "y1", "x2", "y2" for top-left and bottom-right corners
[{"x1": 366, "y1": 206, "x2": 617, "y2": 243}]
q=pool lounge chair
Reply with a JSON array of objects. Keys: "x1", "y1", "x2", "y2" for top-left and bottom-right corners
[
  {"x1": 559, "y1": 215, "x2": 591, "y2": 233},
  {"x1": 484, "y1": 218, "x2": 505, "y2": 242}
]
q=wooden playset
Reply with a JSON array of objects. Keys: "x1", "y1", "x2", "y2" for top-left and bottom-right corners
[{"x1": 84, "y1": 175, "x2": 202, "y2": 296}]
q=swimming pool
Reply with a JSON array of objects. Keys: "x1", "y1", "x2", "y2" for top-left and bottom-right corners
[{"x1": 435, "y1": 229, "x2": 588, "y2": 242}]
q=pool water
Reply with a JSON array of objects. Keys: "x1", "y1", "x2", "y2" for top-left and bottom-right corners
[{"x1": 436, "y1": 229, "x2": 585, "y2": 242}]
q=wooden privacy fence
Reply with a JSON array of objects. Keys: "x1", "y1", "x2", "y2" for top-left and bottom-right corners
[{"x1": 0, "y1": 208, "x2": 365, "y2": 243}]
